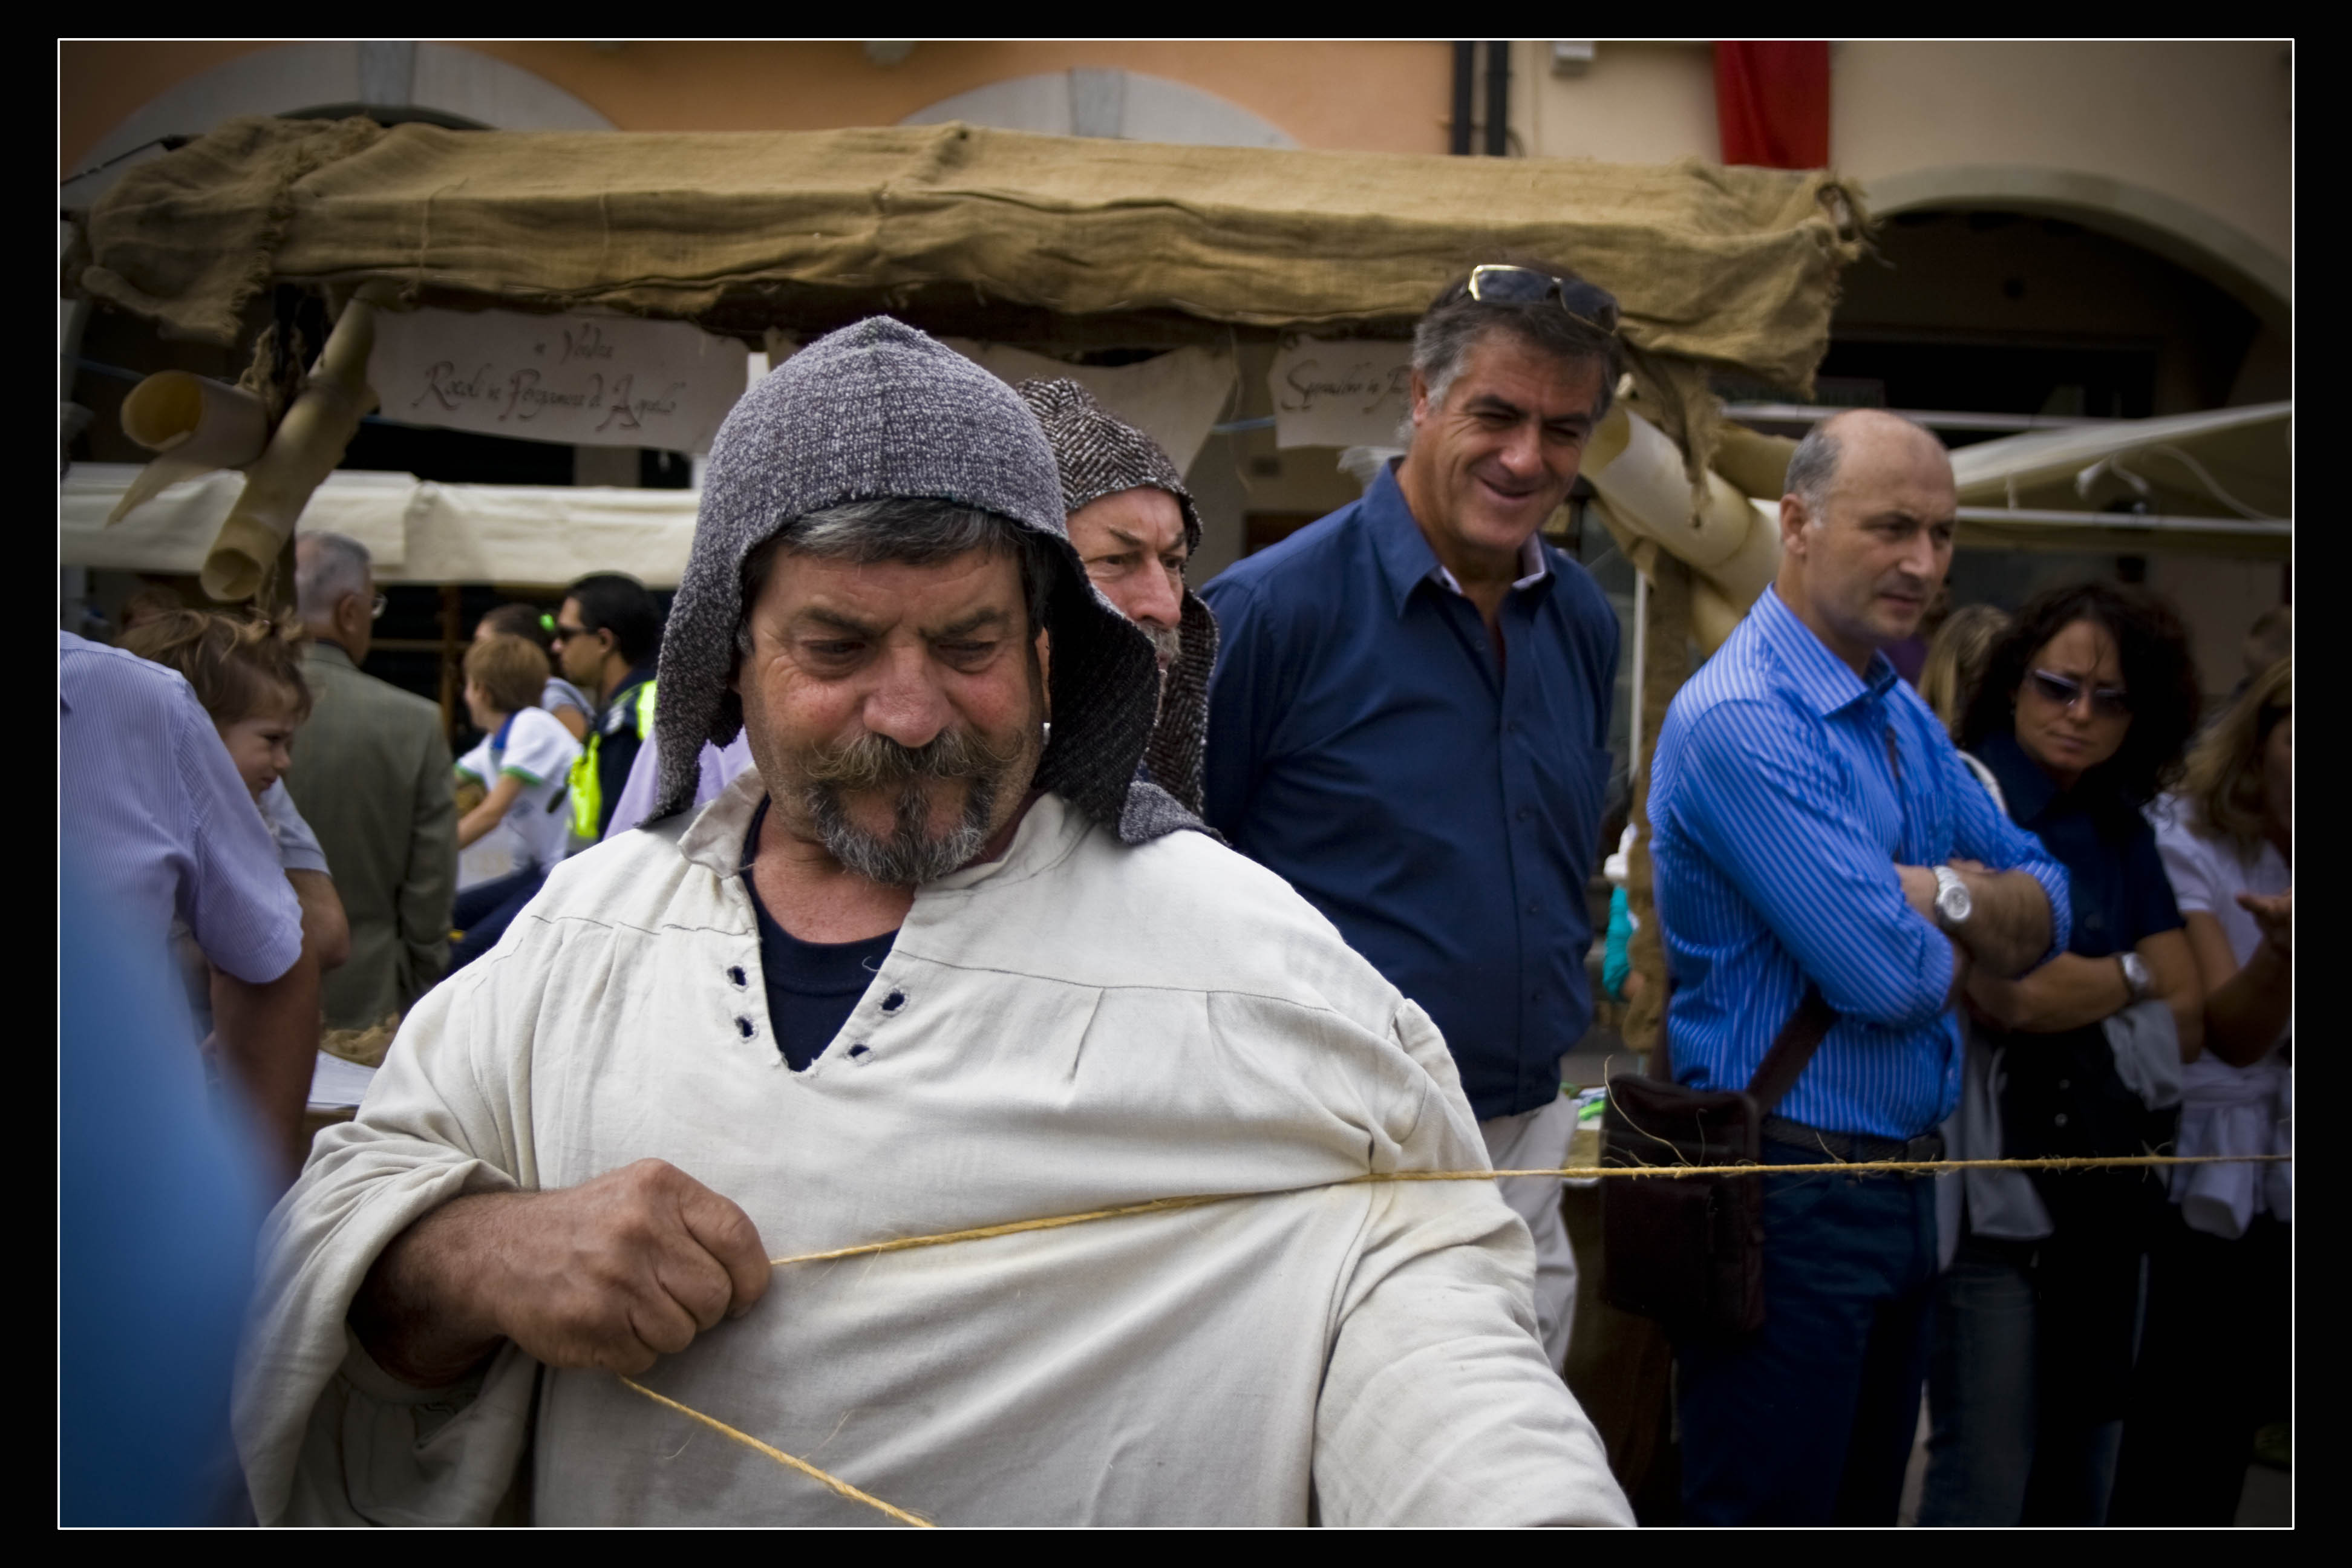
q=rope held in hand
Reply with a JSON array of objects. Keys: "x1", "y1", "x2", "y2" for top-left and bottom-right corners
[{"x1": 619, "y1": 1149, "x2": 2288, "y2": 1524}]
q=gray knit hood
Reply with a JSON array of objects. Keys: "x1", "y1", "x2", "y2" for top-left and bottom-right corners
[
  {"x1": 1013, "y1": 377, "x2": 1219, "y2": 817},
  {"x1": 652, "y1": 318, "x2": 1186, "y2": 843}
]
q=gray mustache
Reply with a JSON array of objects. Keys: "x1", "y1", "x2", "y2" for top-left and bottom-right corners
[{"x1": 797, "y1": 725, "x2": 1029, "y2": 793}]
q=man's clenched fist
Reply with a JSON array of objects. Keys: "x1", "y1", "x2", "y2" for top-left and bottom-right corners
[{"x1": 354, "y1": 1159, "x2": 771, "y2": 1385}]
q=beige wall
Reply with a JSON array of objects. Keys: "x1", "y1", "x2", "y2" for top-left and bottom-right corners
[
  {"x1": 60, "y1": 40, "x2": 1451, "y2": 171},
  {"x1": 1518, "y1": 39, "x2": 2290, "y2": 310},
  {"x1": 1519, "y1": 41, "x2": 1714, "y2": 165},
  {"x1": 1833, "y1": 41, "x2": 2290, "y2": 266}
]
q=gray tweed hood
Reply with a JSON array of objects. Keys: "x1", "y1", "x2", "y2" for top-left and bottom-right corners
[
  {"x1": 1013, "y1": 377, "x2": 1218, "y2": 817},
  {"x1": 652, "y1": 317, "x2": 1198, "y2": 844}
]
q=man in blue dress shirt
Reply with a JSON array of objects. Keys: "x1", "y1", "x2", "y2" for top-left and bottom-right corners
[
  {"x1": 1648, "y1": 409, "x2": 2071, "y2": 1524},
  {"x1": 1201, "y1": 263, "x2": 1624, "y2": 1370}
]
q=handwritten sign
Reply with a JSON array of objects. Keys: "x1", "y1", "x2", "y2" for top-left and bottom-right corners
[
  {"x1": 940, "y1": 339, "x2": 1235, "y2": 476},
  {"x1": 1270, "y1": 339, "x2": 1416, "y2": 450},
  {"x1": 371, "y1": 309, "x2": 750, "y2": 454}
]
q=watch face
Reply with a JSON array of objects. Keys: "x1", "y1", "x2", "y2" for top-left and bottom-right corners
[{"x1": 1938, "y1": 882, "x2": 1973, "y2": 923}]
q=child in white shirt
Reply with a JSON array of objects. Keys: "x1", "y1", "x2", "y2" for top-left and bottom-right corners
[{"x1": 448, "y1": 635, "x2": 583, "y2": 973}]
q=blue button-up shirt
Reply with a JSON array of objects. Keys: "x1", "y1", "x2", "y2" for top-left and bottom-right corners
[
  {"x1": 1201, "y1": 463, "x2": 1619, "y2": 1121},
  {"x1": 1648, "y1": 587, "x2": 2071, "y2": 1139}
]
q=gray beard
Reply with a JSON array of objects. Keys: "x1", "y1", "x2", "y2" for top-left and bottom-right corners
[{"x1": 804, "y1": 771, "x2": 998, "y2": 887}]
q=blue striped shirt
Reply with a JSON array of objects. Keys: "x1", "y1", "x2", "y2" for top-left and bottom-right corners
[{"x1": 1648, "y1": 587, "x2": 2070, "y2": 1138}]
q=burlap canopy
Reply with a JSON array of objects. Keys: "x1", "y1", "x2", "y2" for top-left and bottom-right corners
[{"x1": 78, "y1": 116, "x2": 1861, "y2": 403}]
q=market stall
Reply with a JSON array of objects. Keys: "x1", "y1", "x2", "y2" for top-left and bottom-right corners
[{"x1": 71, "y1": 112, "x2": 1875, "y2": 1053}]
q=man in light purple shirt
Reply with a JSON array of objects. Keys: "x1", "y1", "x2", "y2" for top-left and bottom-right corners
[
  {"x1": 59, "y1": 631, "x2": 319, "y2": 1178},
  {"x1": 602, "y1": 728, "x2": 755, "y2": 841}
]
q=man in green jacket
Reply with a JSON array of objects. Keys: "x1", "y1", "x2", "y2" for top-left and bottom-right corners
[{"x1": 283, "y1": 533, "x2": 457, "y2": 1029}]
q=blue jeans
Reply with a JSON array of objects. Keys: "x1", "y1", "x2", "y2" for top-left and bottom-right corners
[
  {"x1": 1674, "y1": 1142, "x2": 1940, "y2": 1525},
  {"x1": 447, "y1": 867, "x2": 546, "y2": 974},
  {"x1": 1919, "y1": 1235, "x2": 2132, "y2": 1525}
]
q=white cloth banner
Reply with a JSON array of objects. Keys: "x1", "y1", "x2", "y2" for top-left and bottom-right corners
[
  {"x1": 939, "y1": 340, "x2": 1235, "y2": 476},
  {"x1": 61, "y1": 463, "x2": 410, "y2": 572},
  {"x1": 370, "y1": 309, "x2": 749, "y2": 454},
  {"x1": 61, "y1": 463, "x2": 699, "y2": 587},
  {"x1": 1270, "y1": 338, "x2": 1415, "y2": 451}
]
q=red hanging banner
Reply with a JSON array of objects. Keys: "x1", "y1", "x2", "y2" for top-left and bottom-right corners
[{"x1": 1714, "y1": 41, "x2": 1831, "y2": 170}]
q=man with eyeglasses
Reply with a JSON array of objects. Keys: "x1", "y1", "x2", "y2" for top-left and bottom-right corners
[
  {"x1": 1200, "y1": 261, "x2": 1625, "y2": 1373},
  {"x1": 1645, "y1": 409, "x2": 2071, "y2": 1523},
  {"x1": 551, "y1": 573, "x2": 664, "y2": 843},
  {"x1": 283, "y1": 531, "x2": 457, "y2": 1030}
]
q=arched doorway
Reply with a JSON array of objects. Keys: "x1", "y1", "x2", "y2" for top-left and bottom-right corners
[
  {"x1": 1791, "y1": 195, "x2": 2289, "y2": 708},
  {"x1": 900, "y1": 69, "x2": 1295, "y2": 148}
]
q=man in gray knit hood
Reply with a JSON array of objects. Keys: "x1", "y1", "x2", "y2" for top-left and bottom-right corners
[
  {"x1": 237, "y1": 318, "x2": 1628, "y2": 1527},
  {"x1": 1014, "y1": 377, "x2": 1217, "y2": 815}
]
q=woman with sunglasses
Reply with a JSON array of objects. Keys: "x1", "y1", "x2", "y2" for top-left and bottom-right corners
[
  {"x1": 1919, "y1": 581, "x2": 2204, "y2": 1525},
  {"x1": 2109, "y1": 656, "x2": 2291, "y2": 1523}
]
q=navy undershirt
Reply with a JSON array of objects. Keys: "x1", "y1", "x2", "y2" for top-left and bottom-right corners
[{"x1": 739, "y1": 798, "x2": 898, "y2": 1071}]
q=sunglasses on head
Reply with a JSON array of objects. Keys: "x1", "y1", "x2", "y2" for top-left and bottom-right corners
[
  {"x1": 2029, "y1": 668, "x2": 2131, "y2": 720},
  {"x1": 1463, "y1": 264, "x2": 1622, "y2": 335}
]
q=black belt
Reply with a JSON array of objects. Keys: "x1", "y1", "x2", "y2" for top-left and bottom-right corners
[{"x1": 1760, "y1": 1115, "x2": 1943, "y2": 1165}]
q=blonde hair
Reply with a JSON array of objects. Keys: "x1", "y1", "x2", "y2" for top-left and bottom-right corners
[
  {"x1": 2179, "y1": 656, "x2": 2290, "y2": 860},
  {"x1": 463, "y1": 633, "x2": 551, "y2": 717},
  {"x1": 119, "y1": 609, "x2": 312, "y2": 727},
  {"x1": 1918, "y1": 603, "x2": 2010, "y2": 739}
]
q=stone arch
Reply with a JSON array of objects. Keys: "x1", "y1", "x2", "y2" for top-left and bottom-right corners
[
  {"x1": 1863, "y1": 163, "x2": 2289, "y2": 330},
  {"x1": 901, "y1": 70, "x2": 1296, "y2": 148},
  {"x1": 68, "y1": 42, "x2": 611, "y2": 201}
]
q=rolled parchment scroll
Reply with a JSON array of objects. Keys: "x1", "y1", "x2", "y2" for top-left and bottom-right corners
[
  {"x1": 200, "y1": 282, "x2": 397, "y2": 603},
  {"x1": 104, "y1": 373, "x2": 270, "y2": 525}
]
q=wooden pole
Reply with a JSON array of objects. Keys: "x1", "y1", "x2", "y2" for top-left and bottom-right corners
[
  {"x1": 1624, "y1": 549, "x2": 1691, "y2": 1060},
  {"x1": 437, "y1": 583, "x2": 462, "y2": 743}
]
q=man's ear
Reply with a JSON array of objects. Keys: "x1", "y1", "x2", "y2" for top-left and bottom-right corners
[
  {"x1": 1777, "y1": 494, "x2": 1812, "y2": 558},
  {"x1": 1409, "y1": 365, "x2": 1432, "y2": 428}
]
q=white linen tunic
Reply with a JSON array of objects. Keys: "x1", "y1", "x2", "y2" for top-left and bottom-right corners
[{"x1": 235, "y1": 773, "x2": 1629, "y2": 1526}]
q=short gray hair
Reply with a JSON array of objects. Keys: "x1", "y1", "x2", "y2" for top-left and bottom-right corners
[
  {"x1": 295, "y1": 532, "x2": 371, "y2": 618},
  {"x1": 736, "y1": 497, "x2": 1059, "y2": 656},
  {"x1": 1784, "y1": 425, "x2": 1842, "y2": 515},
  {"x1": 1408, "y1": 265, "x2": 1624, "y2": 430},
  {"x1": 1785, "y1": 410, "x2": 1942, "y2": 517}
]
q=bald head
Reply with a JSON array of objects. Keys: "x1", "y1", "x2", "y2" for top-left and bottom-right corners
[
  {"x1": 1785, "y1": 408, "x2": 1949, "y2": 514},
  {"x1": 1775, "y1": 410, "x2": 1957, "y2": 675}
]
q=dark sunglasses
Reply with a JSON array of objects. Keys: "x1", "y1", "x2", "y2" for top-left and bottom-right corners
[
  {"x1": 2028, "y1": 668, "x2": 2131, "y2": 720},
  {"x1": 1463, "y1": 264, "x2": 1622, "y2": 335}
]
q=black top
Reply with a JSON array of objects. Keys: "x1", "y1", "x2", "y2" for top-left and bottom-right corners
[
  {"x1": 737, "y1": 798, "x2": 898, "y2": 1071},
  {"x1": 590, "y1": 663, "x2": 658, "y2": 839},
  {"x1": 1978, "y1": 730, "x2": 2183, "y2": 959},
  {"x1": 1975, "y1": 730, "x2": 2182, "y2": 1415},
  {"x1": 1977, "y1": 727, "x2": 2183, "y2": 1168}
]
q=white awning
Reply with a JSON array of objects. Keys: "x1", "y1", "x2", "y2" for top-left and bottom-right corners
[
  {"x1": 1947, "y1": 401, "x2": 2290, "y2": 535},
  {"x1": 62, "y1": 463, "x2": 701, "y2": 587}
]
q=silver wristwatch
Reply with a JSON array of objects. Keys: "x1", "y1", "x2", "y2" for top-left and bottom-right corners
[
  {"x1": 1932, "y1": 866, "x2": 1973, "y2": 931},
  {"x1": 2118, "y1": 951, "x2": 2153, "y2": 1003}
]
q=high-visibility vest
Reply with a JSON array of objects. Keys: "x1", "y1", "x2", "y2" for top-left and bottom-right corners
[{"x1": 569, "y1": 677, "x2": 657, "y2": 838}]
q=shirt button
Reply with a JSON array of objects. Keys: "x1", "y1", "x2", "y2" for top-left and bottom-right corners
[
  {"x1": 2053, "y1": 1112, "x2": 2069, "y2": 1128},
  {"x1": 727, "y1": 965, "x2": 748, "y2": 988},
  {"x1": 882, "y1": 991, "x2": 906, "y2": 1012},
  {"x1": 2057, "y1": 1078, "x2": 2071, "y2": 1091},
  {"x1": 1526, "y1": 900, "x2": 1540, "y2": 914},
  {"x1": 735, "y1": 1017, "x2": 756, "y2": 1039},
  {"x1": 1515, "y1": 808, "x2": 1531, "y2": 823}
]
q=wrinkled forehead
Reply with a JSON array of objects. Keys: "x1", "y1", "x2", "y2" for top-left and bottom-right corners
[
  {"x1": 757, "y1": 544, "x2": 1028, "y2": 627},
  {"x1": 1068, "y1": 485, "x2": 1189, "y2": 548}
]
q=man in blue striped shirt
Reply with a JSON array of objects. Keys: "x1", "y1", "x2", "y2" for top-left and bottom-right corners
[{"x1": 1648, "y1": 409, "x2": 2069, "y2": 1524}]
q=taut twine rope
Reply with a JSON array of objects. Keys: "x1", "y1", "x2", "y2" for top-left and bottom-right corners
[{"x1": 621, "y1": 1150, "x2": 2289, "y2": 1523}]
